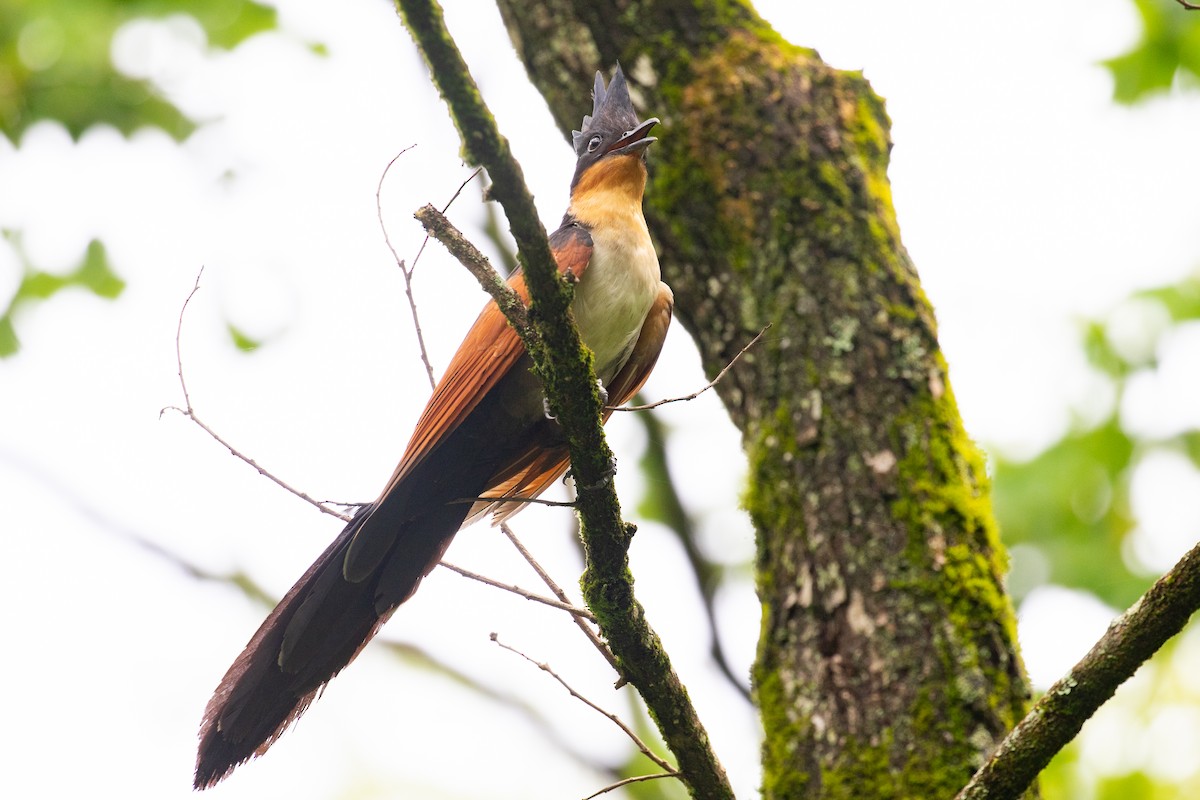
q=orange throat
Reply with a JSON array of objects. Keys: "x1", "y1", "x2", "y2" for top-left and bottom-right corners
[{"x1": 570, "y1": 155, "x2": 648, "y2": 226}]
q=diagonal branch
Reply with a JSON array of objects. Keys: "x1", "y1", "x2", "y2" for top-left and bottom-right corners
[
  {"x1": 414, "y1": 204, "x2": 530, "y2": 336},
  {"x1": 500, "y1": 522, "x2": 621, "y2": 676},
  {"x1": 491, "y1": 633, "x2": 678, "y2": 775},
  {"x1": 956, "y1": 538, "x2": 1200, "y2": 800},
  {"x1": 393, "y1": 2, "x2": 732, "y2": 798},
  {"x1": 611, "y1": 324, "x2": 770, "y2": 412}
]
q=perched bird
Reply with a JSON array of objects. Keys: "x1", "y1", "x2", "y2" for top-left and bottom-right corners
[{"x1": 195, "y1": 64, "x2": 672, "y2": 788}]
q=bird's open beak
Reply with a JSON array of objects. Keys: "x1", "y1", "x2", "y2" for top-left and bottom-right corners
[{"x1": 607, "y1": 118, "x2": 660, "y2": 156}]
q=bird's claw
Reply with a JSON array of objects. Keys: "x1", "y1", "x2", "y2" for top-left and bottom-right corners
[
  {"x1": 543, "y1": 396, "x2": 556, "y2": 421},
  {"x1": 565, "y1": 456, "x2": 618, "y2": 491}
]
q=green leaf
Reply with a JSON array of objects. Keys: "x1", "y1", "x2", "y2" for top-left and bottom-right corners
[
  {"x1": 0, "y1": 314, "x2": 18, "y2": 357},
  {"x1": 1136, "y1": 272, "x2": 1200, "y2": 322},
  {"x1": 226, "y1": 322, "x2": 262, "y2": 353},
  {"x1": 76, "y1": 239, "x2": 125, "y2": 298},
  {"x1": 1, "y1": 237, "x2": 125, "y2": 358},
  {"x1": 1102, "y1": 0, "x2": 1200, "y2": 104}
]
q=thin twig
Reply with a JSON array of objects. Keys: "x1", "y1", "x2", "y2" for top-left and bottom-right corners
[
  {"x1": 407, "y1": 167, "x2": 485, "y2": 284},
  {"x1": 162, "y1": 405, "x2": 353, "y2": 523},
  {"x1": 161, "y1": 268, "x2": 353, "y2": 524},
  {"x1": 414, "y1": 204, "x2": 531, "y2": 337},
  {"x1": 490, "y1": 633, "x2": 678, "y2": 775},
  {"x1": 453, "y1": 495, "x2": 576, "y2": 509},
  {"x1": 611, "y1": 324, "x2": 771, "y2": 412},
  {"x1": 581, "y1": 773, "x2": 679, "y2": 800},
  {"x1": 165, "y1": 273, "x2": 602, "y2": 629},
  {"x1": 439, "y1": 561, "x2": 595, "y2": 620},
  {"x1": 376, "y1": 145, "x2": 437, "y2": 390},
  {"x1": 500, "y1": 523, "x2": 622, "y2": 677},
  {"x1": 1176, "y1": 0, "x2": 1200, "y2": 10}
]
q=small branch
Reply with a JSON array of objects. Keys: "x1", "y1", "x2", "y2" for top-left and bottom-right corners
[
  {"x1": 414, "y1": 203, "x2": 531, "y2": 337},
  {"x1": 581, "y1": 773, "x2": 679, "y2": 800},
  {"x1": 611, "y1": 324, "x2": 770, "y2": 412},
  {"x1": 439, "y1": 561, "x2": 595, "y2": 619},
  {"x1": 1176, "y1": 0, "x2": 1200, "y2": 10},
  {"x1": 453, "y1": 495, "x2": 576, "y2": 510},
  {"x1": 490, "y1": 633, "x2": 678, "y2": 776},
  {"x1": 162, "y1": 269, "x2": 352, "y2": 524},
  {"x1": 956, "y1": 538, "x2": 1200, "y2": 800},
  {"x1": 376, "y1": 145, "x2": 437, "y2": 389},
  {"x1": 162, "y1": 405, "x2": 353, "y2": 524},
  {"x1": 501, "y1": 523, "x2": 621, "y2": 677}
]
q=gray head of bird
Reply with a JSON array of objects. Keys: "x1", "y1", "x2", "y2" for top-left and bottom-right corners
[{"x1": 570, "y1": 65, "x2": 660, "y2": 192}]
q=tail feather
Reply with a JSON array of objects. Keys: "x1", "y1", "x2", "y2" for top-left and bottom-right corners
[{"x1": 194, "y1": 505, "x2": 457, "y2": 789}]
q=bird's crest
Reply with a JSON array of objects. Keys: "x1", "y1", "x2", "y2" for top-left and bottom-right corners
[{"x1": 572, "y1": 64, "x2": 640, "y2": 156}]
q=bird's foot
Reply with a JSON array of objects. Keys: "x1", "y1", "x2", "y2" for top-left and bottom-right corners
[
  {"x1": 596, "y1": 379, "x2": 609, "y2": 407},
  {"x1": 567, "y1": 456, "x2": 618, "y2": 492},
  {"x1": 543, "y1": 396, "x2": 556, "y2": 421}
]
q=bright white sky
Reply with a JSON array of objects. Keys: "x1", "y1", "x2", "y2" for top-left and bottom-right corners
[{"x1": 3, "y1": 1, "x2": 1200, "y2": 798}]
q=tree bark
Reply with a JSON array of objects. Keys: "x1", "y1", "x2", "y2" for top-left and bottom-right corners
[{"x1": 496, "y1": 2, "x2": 1033, "y2": 797}]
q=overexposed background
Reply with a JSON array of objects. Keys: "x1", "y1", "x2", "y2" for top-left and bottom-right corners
[{"x1": 3, "y1": 1, "x2": 1199, "y2": 798}]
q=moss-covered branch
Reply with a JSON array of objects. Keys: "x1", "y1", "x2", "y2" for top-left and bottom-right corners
[
  {"x1": 413, "y1": 204, "x2": 531, "y2": 337},
  {"x1": 957, "y1": 539, "x2": 1200, "y2": 800},
  {"x1": 393, "y1": 2, "x2": 733, "y2": 798}
]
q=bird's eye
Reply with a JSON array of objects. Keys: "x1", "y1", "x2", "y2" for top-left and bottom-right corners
[{"x1": 587, "y1": 135, "x2": 602, "y2": 153}]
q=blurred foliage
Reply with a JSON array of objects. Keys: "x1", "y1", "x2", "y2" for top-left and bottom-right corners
[
  {"x1": 1040, "y1": 629, "x2": 1200, "y2": 799},
  {"x1": 0, "y1": 0, "x2": 278, "y2": 142},
  {"x1": 994, "y1": 273, "x2": 1200, "y2": 606},
  {"x1": 0, "y1": 233, "x2": 125, "y2": 356},
  {"x1": 0, "y1": 0, "x2": 281, "y2": 356},
  {"x1": 1104, "y1": 0, "x2": 1200, "y2": 103},
  {"x1": 993, "y1": 273, "x2": 1200, "y2": 798},
  {"x1": 226, "y1": 322, "x2": 262, "y2": 353}
]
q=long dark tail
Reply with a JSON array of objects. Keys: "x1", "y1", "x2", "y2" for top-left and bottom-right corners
[{"x1": 194, "y1": 502, "x2": 460, "y2": 789}]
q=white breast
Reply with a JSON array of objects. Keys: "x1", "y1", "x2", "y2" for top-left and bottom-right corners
[{"x1": 571, "y1": 211, "x2": 661, "y2": 384}]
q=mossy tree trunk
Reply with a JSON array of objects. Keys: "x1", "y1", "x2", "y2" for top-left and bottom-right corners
[{"x1": 494, "y1": 1, "x2": 1032, "y2": 797}]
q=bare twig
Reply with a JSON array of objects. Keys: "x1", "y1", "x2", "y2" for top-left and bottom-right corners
[
  {"x1": 956, "y1": 537, "x2": 1200, "y2": 800},
  {"x1": 490, "y1": 633, "x2": 678, "y2": 776},
  {"x1": 376, "y1": 145, "x2": 437, "y2": 390},
  {"x1": 379, "y1": 152, "x2": 486, "y2": 391},
  {"x1": 1176, "y1": 0, "x2": 1200, "y2": 10},
  {"x1": 581, "y1": 773, "x2": 679, "y2": 800},
  {"x1": 453, "y1": 495, "x2": 576, "y2": 510},
  {"x1": 161, "y1": 268, "x2": 353, "y2": 524},
  {"x1": 500, "y1": 523, "x2": 621, "y2": 676},
  {"x1": 611, "y1": 324, "x2": 771, "y2": 412},
  {"x1": 438, "y1": 561, "x2": 595, "y2": 620},
  {"x1": 414, "y1": 203, "x2": 531, "y2": 337}
]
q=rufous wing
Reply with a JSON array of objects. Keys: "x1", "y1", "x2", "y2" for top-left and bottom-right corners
[
  {"x1": 475, "y1": 280, "x2": 674, "y2": 523},
  {"x1": 344, "y1": 223, "x2": 595, "y2": 575}
]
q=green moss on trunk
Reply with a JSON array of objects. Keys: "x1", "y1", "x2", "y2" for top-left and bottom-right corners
[{"x1": 497, "y1": 2, "x2": 1034, "y2": 797}]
